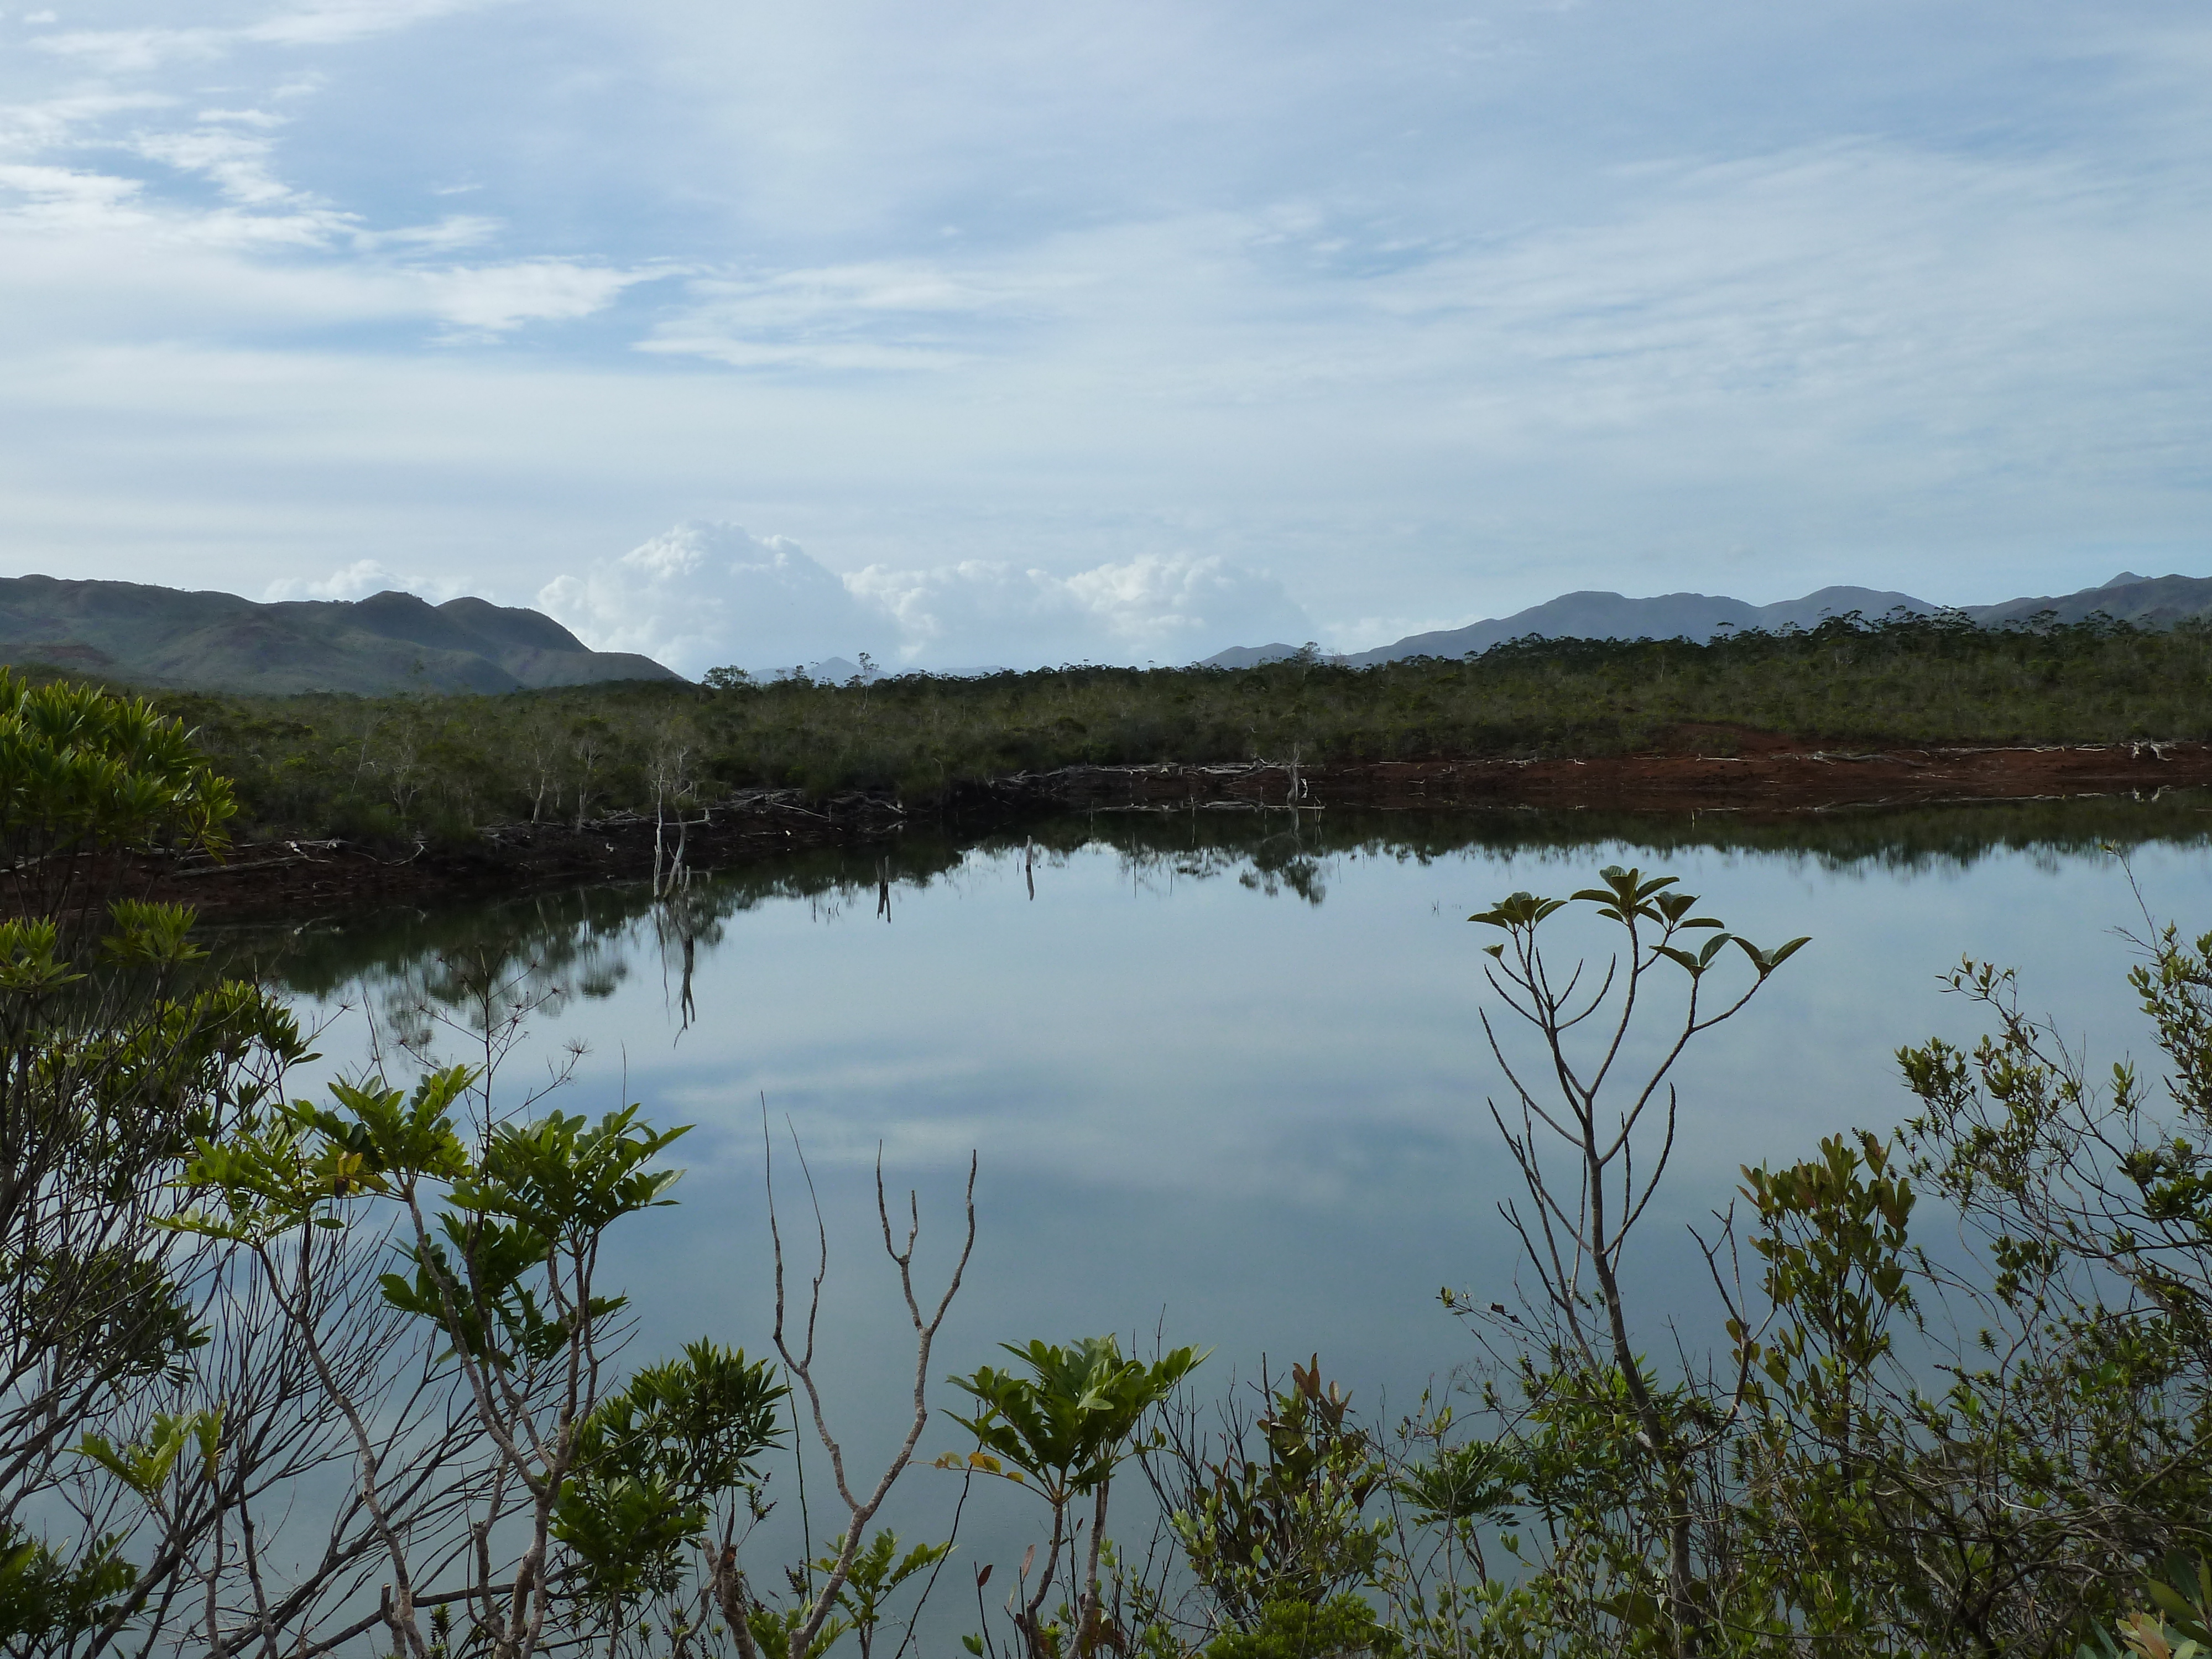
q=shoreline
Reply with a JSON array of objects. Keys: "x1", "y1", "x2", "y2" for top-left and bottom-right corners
[
  {"x1": 986, "y1": 735, "x2": 2212, "y2": 813},
  {"x1": 143, "y1": 739, "x2": 2212, "y2": 920}
]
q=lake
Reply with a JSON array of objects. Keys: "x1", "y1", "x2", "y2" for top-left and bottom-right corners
[{"x1": 236, "y1": 794, "x2": 2212, "y2": 1636}]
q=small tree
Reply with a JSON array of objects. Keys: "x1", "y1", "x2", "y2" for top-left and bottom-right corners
[
  {"x1": 174, "y1": 1074, "x2": 688, "y2": 1659},
  {"x1": 1160, "y1": 1359, "x2": 1390, "y2": 1637},
  {"x1": 0, "y1": 671, "x2": 364, "y2": 1659},
  {"x1": 552, "y1": 1339, "x2": 788, "y2": 1653},
  {"x1": 1426, "y1": 865, "x2": 1802, "y2": 1658},
  {"x1": 947, "y1": 1336, "x2": 1206, "y2": 1658}
]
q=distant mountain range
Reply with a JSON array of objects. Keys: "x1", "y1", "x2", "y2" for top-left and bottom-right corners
[
  {"x1": 1201, "y1": 571, "x2": 2212, "y2": 669},
  {"x1": 9, "y1": 567, "x2": 2209, "y2": 694},
  {"x1": 0, "y1": 575, "x2": 677, "y2": 695}
]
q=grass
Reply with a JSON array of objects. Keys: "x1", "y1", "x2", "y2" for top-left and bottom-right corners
[{"x1": 65, "y1": 610, "x2": 2212, "y2": 844}]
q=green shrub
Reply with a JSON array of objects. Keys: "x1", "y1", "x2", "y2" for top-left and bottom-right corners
[{"x1": 1199, "y1": 1597, "x2": 1401, "y2": 1659}]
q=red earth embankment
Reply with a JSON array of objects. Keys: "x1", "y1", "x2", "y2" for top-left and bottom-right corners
[{"x1": 992, "y1": 738, "x2": 2212, "y2": 815}]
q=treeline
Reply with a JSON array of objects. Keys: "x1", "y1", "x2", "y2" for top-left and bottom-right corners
[{"x1": 61, "y1": 609, "x2": 2212, "y2": 843}]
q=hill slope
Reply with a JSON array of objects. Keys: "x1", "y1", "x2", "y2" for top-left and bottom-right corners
[
  {"x1": 1202, "y1": 572, "x2": 2211, "y2": 667},
  {"x1": 0, "y1": 575, "x2": 679, "y2": 693},
  {"x1": 1964, "y1": 571, "x2": 2212, "y2": 628},
  {"x1": 1333, "y1": 584, "x2": 1933, "y2": 667}
]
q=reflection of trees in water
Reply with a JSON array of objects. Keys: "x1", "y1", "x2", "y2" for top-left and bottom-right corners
[
  {"x1": 1040, "y1": 791, "x2": 2212, "y2": 903},
  {"x1": 237, "y1": 794, "x2": 2212, "y2": 1013},
  {"x1": 650, "y1": 872, "x2": 734, "y2": 1034},
  {"x1": 244, "y1": 853, "x2": 896, "y2": 1035},
  {"x1": 1102, "y1": 808, "x2": 1331, "y2": 905},
  {"x1": 270, "y1": 889, "x2": 644, "y2": 1064}
]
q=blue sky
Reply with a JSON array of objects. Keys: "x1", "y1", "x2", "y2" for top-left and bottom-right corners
[{"x1": 1, "y1": 0, "x2": 2206, "y2": 671}]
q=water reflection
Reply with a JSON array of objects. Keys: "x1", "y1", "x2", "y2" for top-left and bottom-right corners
[
  {"x1": 222, "y1": 795, "x2": 2212, "y2": 1420},
  {"x1": 217, "y1": 796, "x2": 2212, "y2": 1640},
  {"x1": 229, "y1": 790, "x2": 2212, "y2": 1017},
  {"x1": 227, "y1": 796, "x2": 2212, "y2": 1280}
]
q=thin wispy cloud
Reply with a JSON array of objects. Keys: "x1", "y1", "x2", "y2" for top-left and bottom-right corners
[
  {"x1": 33, "y1": 0, "x2": 507, "y2": 71},
  {"x1": 641, "y1": 260, "x2": 1072, "y2": 373}
]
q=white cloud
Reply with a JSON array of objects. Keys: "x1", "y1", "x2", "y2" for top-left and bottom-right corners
[
  {"x1": 33, "y1": 0, "x2": 502, "y2": 72},
  {"x1": 264, "y1": 559, "x2": 469, "y2": 602},
  {"x1": 0, "y1": 162, "x2": 649, "y2": 336},
  {"x1": 196, "y1": 108, "x2": 288, "y2": 129},
  {"x1": 640, "y1": 260, "x2": 1074, "y2": 372},
  {"x1": 1, "y1": 1, "x2": 2209, "y2": 629},
  {"x1": 537, "y1": 520, "x2": 1316, "y2": 675},
  {"x1": 424, "y1": 260, "x2": 655, "y2": 334},
  {"x1": 849, "y1": 551, "x2": 1313, "y2": 665},
  {"x1": 0, "y1": 162, "x2": 144, "y2": 222},
  {"x1": 134, "y1": 127, "x2": 300, "y2": 207},
  {"x1": 352, "y1": 214, "x2": 498, "y2": 253},
  {"x1": 244, "y1": 0, "x2": 505, "y2": 49},
  {"x1": 33, "y1": 26, "x2": 227, "y2": 74},
  {"x1": 0, "y1": 89, "x2": 169, "y2": 152},
  {"x1": 538, "y1": 522, "x2": 879, "y2": 675}
]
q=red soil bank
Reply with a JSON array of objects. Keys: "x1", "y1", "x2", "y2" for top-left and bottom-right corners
[{"x1": 999, "y1": 738, "x2": 2212, "y2": 815}]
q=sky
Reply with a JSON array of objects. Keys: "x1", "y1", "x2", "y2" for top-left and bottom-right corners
[{"x1": 1, "y1": 1, "x2": 2207, "y2": 674}]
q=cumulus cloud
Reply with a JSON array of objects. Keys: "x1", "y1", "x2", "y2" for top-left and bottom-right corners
[
  {"x1": 264, "y1": 559, "x2": 468, "y2": 603},
  {"x1": 848, "y1": 551, "x2": 1313, "y2": 666},
  {"x1": 536, "y1": 523, "x2": 882, "y2": 676},
  {"x1": 536, "y1": 521, "x2": 1316, "y2": 676}
]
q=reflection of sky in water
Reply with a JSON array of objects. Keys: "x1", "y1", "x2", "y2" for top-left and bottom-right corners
[{"x1": 267, "y1": 810, "x2": 2212, "y2": 1616}]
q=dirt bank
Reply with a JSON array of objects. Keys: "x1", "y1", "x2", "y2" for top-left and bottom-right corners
[
  {"x1": 987, "y1": 737, "x2": 2212, "y2": 815},
  {"x1": 137, "y1": 739, "x2": 2212, "y2": 920}
]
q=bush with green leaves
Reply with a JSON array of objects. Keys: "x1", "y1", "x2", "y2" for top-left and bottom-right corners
[
  {"x1": 1197, "y1": 1596, "x2": 1402, "y2": 1659},
  {"x1": 948, "y1": 1335, "x2": 1207, "y2": 1659},
  {"x1": 0, "y1": 671, "x2": 309, "y2": 1659},
  {"x1": 1345, "y1": 862, "x2": 2212, "y2": 1657},
  {"x1": 554, "y1": 1341, "x2": 787, "y2": 1620},
  {"x1": 1161, "y1": 1359, "x2": 1391, "y2": 1634}
]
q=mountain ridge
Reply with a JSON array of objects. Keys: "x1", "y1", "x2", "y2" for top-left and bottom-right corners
[
  {"x1": 1203, "y1": 571, "x2": 2212, "y2": 669},
  {"x1": 0, "y1": 575, "x2": 678, "y2": 695}
]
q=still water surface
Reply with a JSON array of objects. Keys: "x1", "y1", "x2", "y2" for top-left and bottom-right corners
[{"x1": 239, "y1": 798, "x2": 2212, "y2": 1606}]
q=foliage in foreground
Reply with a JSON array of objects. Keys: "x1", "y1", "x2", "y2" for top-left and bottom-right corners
[
  {"x1": 15, "y1": 671, "x2": 2212, "y2": 1658},
  {"x1": 65, "y1": 608, "x2": 2212, "y2": 843}
]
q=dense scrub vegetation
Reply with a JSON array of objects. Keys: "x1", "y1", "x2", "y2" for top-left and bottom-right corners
[
  {"x1": 19, "y1": 670, "x2": 2212, "y2": 1657},
  {"x1": 54, "y1": 610, "x2": 2212, "y2": 842}
]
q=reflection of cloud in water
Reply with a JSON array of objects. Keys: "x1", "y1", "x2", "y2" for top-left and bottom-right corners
[
  {"x1": 255, "y1": 794, "x2": 2212, "y2": 1044},
  {"x1": 251, "y1": 799, "x2": 2212, "y2": 1501}
]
